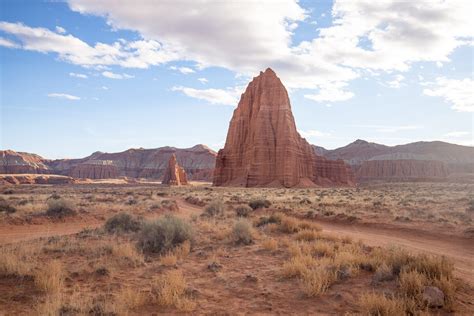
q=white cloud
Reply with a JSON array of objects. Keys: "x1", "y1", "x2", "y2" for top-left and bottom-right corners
[
  {"x1": 304, "y1": 82, "x2": 354, "y2": 102},
  {"x1": 444, "y1": 131, "x2": 470, "y2": 138},
  {"x1": 177, "y1": 67, "x2": 194, "y2": 74},
  {"x1": 353, "y1": 125, "x2": 422, "y2": 133},
  {"x1": 55, "y1": 26, "x2": 66, "y2": 34},
  {"x1": 102, "y1": 71, "x2": 134, "y2": 79},
  {"x1": 69, "y1": 72, "x2": 88, "y2": 79},
  {"x1": 299, "y1": 130, "x2": 331, "y2": 138},
  {"x1": 387, "y1": 74, "x2": 405, "y2": 89},
  {"x1": 101, "y1": 86, "x2": 109, "y2": 90},
  {"x1": 1, "y1": 1, "x2": 472, "y2": 108},
  {"x1": 47, "y1": 93, "x2": 80, "y2": 100},
  {"x1": 171, "y1": 86, "x2": 240, "y2": 106},
  {"x1": 423, "y1": 77, "x2": 474, "y2": 112},
  {"x1": 0, "y1": 21, "x2": 179, "y2": 69},
  {"x1": 198, "y1": 77, "x2": 208, "y2": 84},
  {"x1": 0, "y1": 36, "x2": 19, "y2": 48}
]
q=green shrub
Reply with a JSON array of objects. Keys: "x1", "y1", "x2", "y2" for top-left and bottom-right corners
[
  {"x1": 235, "y1": 205, "x2": 252, "y2": 217},
  {"x1": 204, "y1": 200, "x2": 225, "y2": 217},
  {"x1": 248, "y1": 199, "x2": 271, "y2": 210},
  {"x1": 45, "y1": 198, "x2": 76, "y2": 218},
  {"x1": 104, "y1": 212, "x2": 142, "y2": 234},
  {"x1": 137, "y1": 215, "x2": 194, "y2": 254},
  {"x1": 231, "y1": 219, "x2": 254, "y2": 245}
]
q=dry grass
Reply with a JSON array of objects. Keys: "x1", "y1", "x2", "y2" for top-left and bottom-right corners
[
  {"x1": 399, "y1": 269, "x2": 426, "y2": 299},
  {"x1": 112, "y1": 242, "x2": 144, "y2": 266},
  {"x1": 261, "y1": 238, "x2": 278, "y2": 251},
  {"x1": 35, "y1": 260, "x2": 63, "y2": 294},
  {"x1": 359, "y1": 292, "x2": 405, "y2": 316},
  {"x1": 301, "y1": 268, "x2": 337, "y2": 296},
  {"x1": 116, "y1": 286, "x2": 146, "y2": 312},
  {"x1": 151, "y1": 270, "x2": 194, "y2": 311}
]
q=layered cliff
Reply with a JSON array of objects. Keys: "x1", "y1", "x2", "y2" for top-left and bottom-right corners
[
  {"x1": 213, "y1": 68, "x2": 354, "y2": 188},
  {"x1": 1, "y1": 145, "x2": 216, "y2": 181}
]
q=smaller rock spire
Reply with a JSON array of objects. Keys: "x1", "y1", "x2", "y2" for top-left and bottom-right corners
[{"x1": 162, "y1": 154, "x2": 188, "y2": 185}]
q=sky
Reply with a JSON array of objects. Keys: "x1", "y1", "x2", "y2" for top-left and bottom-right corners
[{"x1": 0, "y1": 0, "x2": 473, "y2": 159}]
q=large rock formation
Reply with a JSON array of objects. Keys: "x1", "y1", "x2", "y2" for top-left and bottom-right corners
[
  {"x1": 162, "y1": 154, "x2": 188, "y2": 185},
  {"x1": 213, "y1": 68, "x2": 354, "y2": 188}
]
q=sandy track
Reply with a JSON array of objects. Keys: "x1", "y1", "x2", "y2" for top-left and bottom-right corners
[
  {"x1": 315, "y1": 219, "x2": 474, "y2": 285},
  {"x1": 1, "y1": 200, "x2": 472, "y2": 285}
]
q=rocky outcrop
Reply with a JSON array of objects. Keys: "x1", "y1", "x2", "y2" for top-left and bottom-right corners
[
  {"x1": 213, "y1": 68, "x2": 354, "y2": 188},
  {"x1": 0, "y1": 174, "x2": 74, "y2": 185},
  {"x1": 356, "y1": 159, "x2": 449, "y2": 182},
  {"x1": 70, "y1": 161, "x2": 120, "y2": 179},
  {"x1": 1, "y1": 145, "x2": 216, "y2": 181},
  {"x1": 51, "y1": 144, "x2": 216, "y2": 181},
  {"x1": 0, "y1": 150, "x2": 51, "y2": 174},
  {"x1": 162, "y1": 154, "x2": 188, "y2": 185}
]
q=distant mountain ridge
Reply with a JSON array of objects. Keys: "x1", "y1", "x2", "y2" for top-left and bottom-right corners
[
  {"x1": 312, "y1": 140, "x2": 474, "y2": 181},
  {"x1": 1, "y1": 145, "x2": 217, "y2": 181}
]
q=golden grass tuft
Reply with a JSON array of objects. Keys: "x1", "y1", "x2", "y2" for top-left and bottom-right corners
[
  {"x1": 301, "y1": 268, "x2": 337, "y2": 297},
  {"x1": 35, "y1": 260, "x2": 63, "y2": 294},
  {"x1": 151, "y1": 270, "x2": 194, "y2": 311},
  {"x1": 399, "y1": 269, "x2": 426, "y2": 299},
  {"x1": 261, "y1": 238, "x2": 278, "y2": 251},
  {"x1": 359, "y1": 292, "x2": 405, "y2": 316}
]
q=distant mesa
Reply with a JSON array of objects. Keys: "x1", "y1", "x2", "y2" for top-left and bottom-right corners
[
  {"x1": 314, "y1": 139, "x2": 474, "y2": 182},
  {"x1": 213, "y1": 68, "x2": 355, "y2": 188},
  {"x1": 0, "y1": 145, "x2": 216, "y2": 182},
  {"x1": 162, "y1": 154, "x2": 188, "y2": 185}
]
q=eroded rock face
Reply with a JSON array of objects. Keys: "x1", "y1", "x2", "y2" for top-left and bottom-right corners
[
  {"x1": 70, "y1": 161, "x2": 119, "y2": 179},
  {"x1": 356, "y1": 159, "x2": 449, "y2": 182},
  {"x1": 0, "y1": 174, "x2": 74, "y2": 185},
  {"x1": 0, "y1": 150, "x2": 51, "y2": 174},
  {"x1": 213, "y1": 68, "x2": 354, "y2": 188},
  {"x1": 162, "y1": 154, "x2": 188, "y2": 185}
]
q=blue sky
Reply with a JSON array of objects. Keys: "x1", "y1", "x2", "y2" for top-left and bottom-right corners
[{"x1": 0, "y1": 0, "x2": 472, "y2": 159}]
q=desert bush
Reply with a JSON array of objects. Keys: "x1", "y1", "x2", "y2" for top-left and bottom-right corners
[
  {"x1": 104, "y1": 212, "x2": 142, "y2": 234},
  {"x1": 137, "y1": 215, "x2": 194, "y2": 254},
  {"x1": 256, "y1": 213, "x2": 282, "y2": 227},
  {"x1": 281, "y1": 255, "x2": 318, "y2": 278},
  {"x1": 235, "y1": 205, "x2": 252, "y2": 217},
  {"x1": 261, "y1": 238, "x2": 278, "y2": 251},
  {"x1": 301, "y1": 268, "x2": 336, "y2": 296},
  {"x1": 295, "y1": 229, "x2": 320, "y2": 242},
  {"x1": 112, "y1": 242, "x2": 144, "y2": 266},
  {"x1": 359, "y1": 292, "x2": 405, "y2": 316},
  {"x1": 248, "y1": 198, "x2": 271, "y2": 210},
  {"x1": 204, "y1": 200, "x2": 225, "y2": 217},
  {"x1": 399, "y1": 269, "x2": 426, "y2": 299},
  {"x1": 0, "y1": 200, "x2": 16, "y2": 214},
  {"x1": 35, "y1": 260, "x2": 63, "y2": 294},
  {"x1": 151, "y1": 270, "x2": 194, "y2": 310},
  {"x1": 185, "y1": 196, "x2": 205, "y2": 207},
  {"x1": 279, "y1": 216, "x2": 300, "y2": 233},
  {"x1": 405, "y1": 253, "x2": 453, "y2": 280},
  {"x1": 231, "y1": 219, "x2": 254, "y2": 245},
  {"x1": 467, "y1": 199, "x2": 474, "y2": 213},
  {"x1": 45, "y1": 198, "x2": 76, "y2": 218}
]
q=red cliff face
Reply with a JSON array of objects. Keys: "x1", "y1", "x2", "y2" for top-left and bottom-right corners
[
  {"x1": 70, "y1": 161, "x2": 120, "y2": 179},
  {"x1": 356, "y1": 159, "x2": 449, "y2": 182},
  {"x1": 162, "y1": 154, "x2": 188, "y2": 185},
  {"x1": 0, "y1": 150, "x2": 51, "y2": 174},
  {"x1": 213, "y1": 68, "x2": 354, "y2": 188}
]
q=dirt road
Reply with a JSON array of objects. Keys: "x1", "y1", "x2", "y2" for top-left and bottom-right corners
[{"x1": 315, "y1": 219, "x2": 474, "y2": 285}]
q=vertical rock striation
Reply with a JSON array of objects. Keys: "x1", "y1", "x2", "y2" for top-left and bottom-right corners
[{"x1": 213, "y1": 68, "x2": 354, "y2": 188}]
